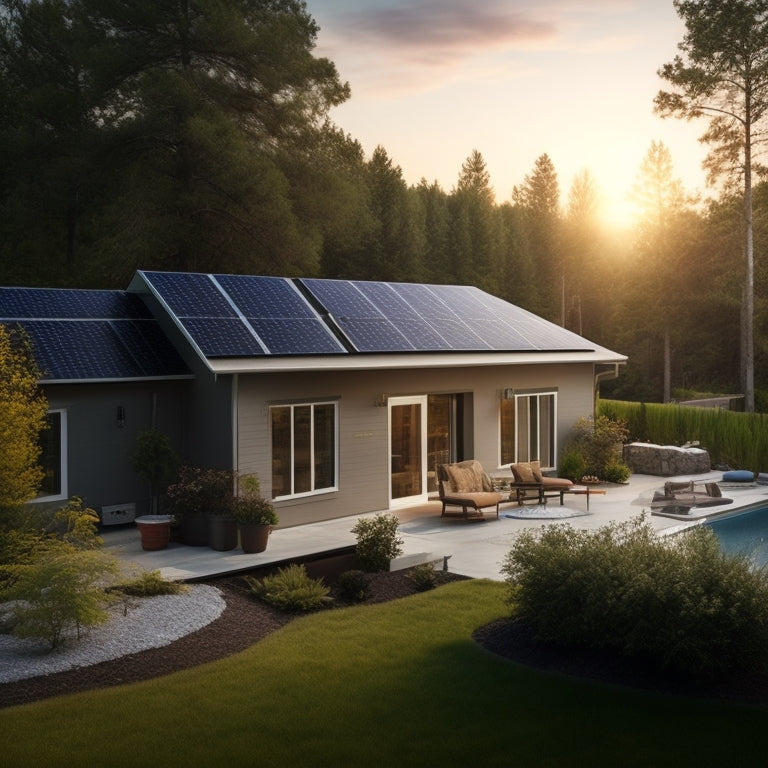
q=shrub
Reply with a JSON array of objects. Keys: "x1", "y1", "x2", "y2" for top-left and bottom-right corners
[
  {"x1": 600, "y1": 458, "x2": 631, "y2": 484},
  {"x1": 501, "y1": 515, "x2": 768, "y2": 679},
  {"x1": 109, "y1": 570, "x2": 187, "y2": 597},
  {"x1": 407, "y1": 562, "x2": 436, "y2": 591},
  {"x1": 245, "y1": 564, "x2": 331, "y2": 612},
  {"x1": 4, "y1": 547, "x2": 119, "y2": 649},
  {"x1": 336, "y1": 569, "x2": 370, "y2": 602},
  {"x1": 351, "y1": 513, "x2": 403, "y2": 572},
  {"x1": 565, "y1": 415, "x2": 629, "y2": 480},
  {"x1": 557, "y1": 448, "x2": 587, "y2": 482}
]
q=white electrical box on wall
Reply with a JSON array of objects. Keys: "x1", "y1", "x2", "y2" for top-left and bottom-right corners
[{"x1": 100, "y1": 503, "x2": 136, "y2": 526}]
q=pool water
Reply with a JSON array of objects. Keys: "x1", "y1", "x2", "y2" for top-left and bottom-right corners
[{"x1": 706, "y1": 507, "x2": 768, "y2": 568}]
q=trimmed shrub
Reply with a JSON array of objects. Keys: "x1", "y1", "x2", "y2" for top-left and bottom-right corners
[
  {"x1": 501, "y1": 514, "x2": 768, "y2": 679},
  {"x1": 245, "y1": 564, "x2": 331, "y2": 612},
  {"x1": 407, "y1": 562, "x2": 436, "y2": 591},
  {"x1": 336, "y1": 569, "x2": 370, "y2": 602},
  {"x1": 351, "y1": 513, "x2": 403, "y2": 572},
  {"x1": 109, "y1": 570, "x2": 187, "y2": 597}
]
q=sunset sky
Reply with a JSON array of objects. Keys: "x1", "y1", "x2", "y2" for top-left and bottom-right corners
[{"x1": 308, "y1": 0, "x2": 711, "y2": 227}]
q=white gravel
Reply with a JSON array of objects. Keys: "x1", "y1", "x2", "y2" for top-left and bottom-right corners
[{"x1": 0, "y1": 584, "x2": 225, "y2": 683}]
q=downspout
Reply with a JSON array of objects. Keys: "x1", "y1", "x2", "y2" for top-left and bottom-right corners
[
  {"x1": 231, "y1": 373, "x2": 239, "y2": 473},
  {"x1": 594, "y1": 364, "x2": 621, "y2": 415}
]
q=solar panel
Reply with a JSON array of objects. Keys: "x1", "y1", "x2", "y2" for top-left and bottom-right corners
[
  {"x1": 109, "y1": 320, "x2": 190, "y2": 376},
  {"x1": 0, "y1": 287, "x2": 152, "y2": 319},
  {"x1": 142, "y1": 272, "x2": 237, "y2": 319},
  {"x1": 248, "y1": 318, "x2": 345, "y2": 355},
  {"x1": 214, "y1": 275, "x2": 314, "y2": 319},
  {"x1": 178, "y1": 318, "x2": 266, "y2": 357}
]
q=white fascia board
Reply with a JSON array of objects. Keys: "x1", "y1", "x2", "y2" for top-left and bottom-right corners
[{"x1": 206, "y1": 350, "x2": 627, "y2": 375}]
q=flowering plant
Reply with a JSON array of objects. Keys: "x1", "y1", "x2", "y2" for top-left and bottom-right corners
[{"x1": 166, "y1": 465, "x2": 235, "y2": 516}]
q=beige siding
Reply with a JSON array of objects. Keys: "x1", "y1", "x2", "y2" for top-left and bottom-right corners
[{"x1": 236, "y1": 362, "x2": 598, "y2": 526}]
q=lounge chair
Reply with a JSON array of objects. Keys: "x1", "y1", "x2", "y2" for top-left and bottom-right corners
[
  {"x1": 436, "y1": 461, "x2": 501, "y2": 519},
  {"x1": 503, "y1": 461, "x2": 574, "y2": 505}
]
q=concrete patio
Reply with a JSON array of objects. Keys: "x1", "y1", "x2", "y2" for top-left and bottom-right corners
[{"x1": 102, "y1": 471, "x2": 768, "y2": 583}]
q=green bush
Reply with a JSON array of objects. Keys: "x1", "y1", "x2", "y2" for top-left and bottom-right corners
[
  {"x1": 501, "y1": 515, "x2": 768, "y2": 679},
  {"x1": 600, "y1": 458, "x2": 631, "y2": 484},
  {"x1": 109, "y1": 570, "x2": 187, "y2": 597},
  {"x1": 4, "y1": 547, "x2": 119, "y2": 649},
  {"x1": 245, "y1": 563, "x2": 331, "y2": 612},
  {"x1": 351, "y1": 513, "x2": 403, "y2": 572},
  {"x1": 565, "y1": 415, "x2": 629, "y2": 481},
  {"x1": 407, "y1": 562, "x2": 436, "y2": 591},
  {"x1": 336, "y1": 569, "x2": 370, "y2": 602},
  {"x1": 557, "y1": 448, "x2": 587, "y2": 482}
]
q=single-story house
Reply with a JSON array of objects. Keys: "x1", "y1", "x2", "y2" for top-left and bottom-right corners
[{"x1": 0, "y1": 271, "x2": 626, "y2": 527}]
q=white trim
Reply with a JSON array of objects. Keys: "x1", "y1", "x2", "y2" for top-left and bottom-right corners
[
  {"x1": 206, "y1": 350, "x2": 627, "y2": 375},
  {"x1": 388, "y1": 395, "x2": 429, "y2": 508},
  {"x1": 31, "y1": 409, "x2": 68, "y2": 504}
]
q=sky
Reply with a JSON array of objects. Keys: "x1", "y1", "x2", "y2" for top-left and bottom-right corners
[{"x1": 307, "y1": 0, "x2": 710, "y2": 227}]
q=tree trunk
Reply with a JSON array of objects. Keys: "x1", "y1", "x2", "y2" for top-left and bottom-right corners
[
  {"x1": 744, "y1": 119, "x2": 755, "y2": 413},
  {"x1": 663, "y1": 330, "x2": 671, "y2": 404}
]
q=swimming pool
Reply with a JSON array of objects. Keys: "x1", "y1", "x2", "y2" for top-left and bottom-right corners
[{"x1": 706, "y1": 506, "x2": 768, "y2": 568}]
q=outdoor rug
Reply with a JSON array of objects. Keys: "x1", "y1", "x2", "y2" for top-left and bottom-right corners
[{"x1": 501, "y1": 505, "x2": 591, "y2": 520}]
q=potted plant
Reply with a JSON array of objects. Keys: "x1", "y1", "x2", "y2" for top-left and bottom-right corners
[
  {"x1": 234, "y1": 475, "x2": 278, "y2": 554},
  {"x1": 131, "y1": 429, "x2": 179, "y2": 515},
  {"x1": 166, "y1": 465, "x2": 235, "y2": 547}
]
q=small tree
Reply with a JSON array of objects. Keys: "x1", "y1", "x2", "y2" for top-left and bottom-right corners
[
  {"x1": 565, "y1": 415, "x2": 630, "y2": 482},
  {"x1": 0, "y1": 324, "x2": 49, "y2": 512},
  {"x1": 351, "y1": 513, "x2": 403, "y2": 572},
  {"x1": 132, "y1": 429, "x2": 179, "y2": 514}
]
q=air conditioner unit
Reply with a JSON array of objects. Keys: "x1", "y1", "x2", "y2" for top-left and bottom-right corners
[{"x1": 100, "y1": 503, "x2": 136, "y2": 526}]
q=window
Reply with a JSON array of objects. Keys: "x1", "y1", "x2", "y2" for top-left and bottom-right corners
[
  {"x1": 500, "y1": 391, "x2": 556, "y2": 468},
  {"x1": 271, "y1": 402, "x2": 337, "y2": 499},
  {"x1": 35, "y1": 410, "x2": 67, "y2": 501}
]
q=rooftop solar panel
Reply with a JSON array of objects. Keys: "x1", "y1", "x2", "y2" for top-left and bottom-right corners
[
  {"x1": 247, "y1": 318, "x2": 346, "y2": 355},
  {"x1": 214, "y1": 274, "x2": 314, "y2": 319},
  {"x1": 178, "y1": 317, "x2": 266, "y2": 357},
  {"x1": 142, "y1": 272, "x2": 237, "y2": 319},
  {"x1": 0, "y1": 287, "x2": 152, "y2": 319}
]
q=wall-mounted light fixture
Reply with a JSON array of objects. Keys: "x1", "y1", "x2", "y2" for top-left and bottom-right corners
[
  {"x1": 374, "y1": 393, "x2": 389, "y2": 407},
  {"x1": 116, "y1": 405, "x2": 126, "y2": 428},
  {"x1": 501, "y1": 388, "x2": 515, "y2": 400}
]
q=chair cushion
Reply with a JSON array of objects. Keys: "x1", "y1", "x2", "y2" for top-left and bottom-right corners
[
  {"x1": 540, "y1": 476, "x2": 573, "y2": 489},
  {"x1": 445, "y1": 461, "x2": 484, "y2": 492},
  {"x1": 442, "y1": 491, "x2": 500, "y2": 509},
  {"x1": 509, "y1": 462, "x2": 537, "y2": 483}
]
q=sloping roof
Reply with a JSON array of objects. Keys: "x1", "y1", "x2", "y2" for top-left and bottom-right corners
[
  {"x1": 0, "y1": 287, "x2": 191, "y2": 383},
  {"x1": 129, "y1": 271, "x2": 625, "y2": 373}
]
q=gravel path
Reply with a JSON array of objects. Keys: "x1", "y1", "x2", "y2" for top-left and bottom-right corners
[{"x1": 0, "y1": 584, "x2": 225, "y2": 683}]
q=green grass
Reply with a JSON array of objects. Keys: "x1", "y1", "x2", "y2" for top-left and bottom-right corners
[{"x1": 1, "y1": 580, "x2": 766, "y2": 767}]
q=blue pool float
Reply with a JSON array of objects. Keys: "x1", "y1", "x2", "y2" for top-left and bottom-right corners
[{"x1": 722, "y1": 470, "x2": 754, "y2": 483}]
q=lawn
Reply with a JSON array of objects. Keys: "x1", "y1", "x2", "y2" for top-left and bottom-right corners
[{"x1": 1, "y1": 579, "x2": 765, "y2": 768}]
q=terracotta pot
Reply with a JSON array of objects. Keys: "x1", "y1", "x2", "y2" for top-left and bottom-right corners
[
  {"x1": 135, "y1": 515, "x2": 173, "y2": 551},
  {"x1": 239, "y1": 523, "x2": 271, "y2": 554}
]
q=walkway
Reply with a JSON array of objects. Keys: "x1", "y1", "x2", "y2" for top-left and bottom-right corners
[{"x1": 102, "y1": 472, "x2": 768, "y2": 582}]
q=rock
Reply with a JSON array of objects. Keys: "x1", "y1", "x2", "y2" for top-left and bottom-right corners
[{"x1": 622, "y1": 442, "x2": 711, "y2": 476}]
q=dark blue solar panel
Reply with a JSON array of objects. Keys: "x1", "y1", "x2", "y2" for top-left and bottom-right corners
[
  {"x1": 142, "y1": 272, "x2": 237, "y2": 319},
  {"x1": 179, "y1": 318, "x2": 265, "y2": 357},
  {"x1": 22, "y1": 321, "x2": 145, "y2": 380},
  {"x1": 334, "y1": 318, "x2": 414, "y2": 352},
  {"x1": 393, "y1": 283, "x2": 458, "y2": 319},
  {"x1": 109, "y1": 320, "x2": 190, "y2": 376},
  {"x1": 351, "y1": 282, "x2": 422, "y2": 319},
  {"x1": 301, "y1": 278, "x2": 383, "y2": 319},
  {"x1": 0, "y1": 288, "x2": 152, "y2": 320},
  {"x1": 215, "y1": 275, "x2": 315, "y2": 319},
  {"x1": 248, "y1": 318, "x2": 345, "y2": 355}
]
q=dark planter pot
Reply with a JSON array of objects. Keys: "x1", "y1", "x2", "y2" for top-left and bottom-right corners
[
  {"x1": 239, "y1": 523, "x2": 271, "y2": 554},
  {"x1": 180, "y1": 513, "x2": 209, "y2": 547},
  {"x1": 208, "y1": 515, "x2": 238, "y2": 552},
  {"x1": 135, "y1": 515, "x2": 173, "y2": 551}
]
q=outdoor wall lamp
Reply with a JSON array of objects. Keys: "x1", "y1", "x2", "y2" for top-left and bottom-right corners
[{"x1": 116, "y1": 405, "x2": 126, "y2": 428}]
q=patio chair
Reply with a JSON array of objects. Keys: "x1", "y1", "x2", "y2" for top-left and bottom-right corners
[
  {"x1": 504, "y1": 461, "x2": 574, "y2": 505},
  {"x1": 436, "y1": 461, "x2": 501, "y2": 519}
]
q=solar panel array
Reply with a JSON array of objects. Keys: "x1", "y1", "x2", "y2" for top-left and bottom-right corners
[
  {"x1": 140, "y1": 272, "x2": 347, "y2": 358},
  {"x1": 137, "y1": 271, "x2": 595, "y2": 358},
  {"x1": 0, "y1": 288, "x2": 190, "y2": 381}
]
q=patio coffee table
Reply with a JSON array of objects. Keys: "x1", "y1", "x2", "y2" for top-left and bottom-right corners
[{"x1": 563, "y1": 485, "x2": 606, "y2": 510}]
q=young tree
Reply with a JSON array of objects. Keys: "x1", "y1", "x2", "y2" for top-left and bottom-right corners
[
  {"x1": 655, "y1": 0, "x2": 768, "y2": 412},
  {"x1": 0, "y1": 325, "x2": 48, "y2": 510}
]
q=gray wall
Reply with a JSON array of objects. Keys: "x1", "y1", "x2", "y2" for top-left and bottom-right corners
[
  {"x1": 236, "y1": 361, "x2": 597, "y2": 527},
  {"x1": 44, "y1": 380, "x2": 189, "y2": 518}
]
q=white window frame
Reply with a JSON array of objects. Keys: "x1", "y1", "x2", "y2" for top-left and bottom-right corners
[
  {"x1": 32, "y1": 408, "x2": 68, "y2": 503},
  {"x1": 500, "y1": 390, "x2": 558, "y2": 469},
  {"x1": 270, "y1": 400, "x2": 338, "y2": 500}
]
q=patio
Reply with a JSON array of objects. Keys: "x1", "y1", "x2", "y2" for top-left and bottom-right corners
[{"x1": 102, "y1": 471, "x2": 768, "y2": 582}]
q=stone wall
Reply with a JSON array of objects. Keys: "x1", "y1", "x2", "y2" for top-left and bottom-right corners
[{"x1": 622, "y1": 442, "x2": 711, "y2": 476}]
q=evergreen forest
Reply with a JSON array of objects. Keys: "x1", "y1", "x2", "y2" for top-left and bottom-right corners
[{"x1": 1, "y1": 0, "x2": 766, "y2": 406}]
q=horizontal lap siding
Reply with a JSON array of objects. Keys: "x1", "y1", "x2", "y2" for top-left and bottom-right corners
[{"x1": 236, "y1": 362, "x2": 597, "y2": 526}]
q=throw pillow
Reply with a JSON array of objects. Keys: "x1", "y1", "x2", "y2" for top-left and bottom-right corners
[
  {"x1": 510, "y1": 462, "x2": 536, "y2": 483},
  {"x1": 446, "y1": 464, "x2": 475, "y2": 493}
]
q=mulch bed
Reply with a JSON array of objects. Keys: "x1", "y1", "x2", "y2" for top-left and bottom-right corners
[
  {"x1": 3, "y1": 564, "x2": 767, "y2": 710},
  {"x1": 0, "y1": 566, "x2": 464, "y2": 710}
]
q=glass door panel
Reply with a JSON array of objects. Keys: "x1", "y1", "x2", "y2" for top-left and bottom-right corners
[{"x1": 389, "y1": 396, "x2": 427, "y2": 506}]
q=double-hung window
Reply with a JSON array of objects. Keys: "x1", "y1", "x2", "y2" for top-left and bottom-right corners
[
  {"x1": 271, "y1": 401, "x2": 337, "y2": 499},
  {"x1": 500, "y1": 390, "x2": 556, "y2": 468}
]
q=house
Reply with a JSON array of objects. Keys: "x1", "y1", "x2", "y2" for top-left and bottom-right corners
[{"x1": 0, "y1": 272, "x2": 626, "y2": 527}]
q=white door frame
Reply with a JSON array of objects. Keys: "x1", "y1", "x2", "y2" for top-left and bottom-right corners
[{"x1": 388, "y1": 395, "x2": 428, "y2": 508}]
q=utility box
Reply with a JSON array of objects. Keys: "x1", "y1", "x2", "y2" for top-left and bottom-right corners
[{"x1": 100, "y1": 502, "x2": 136, "y2": 526}]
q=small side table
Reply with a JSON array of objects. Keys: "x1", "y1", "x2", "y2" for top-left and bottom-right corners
[{"x1": 563, "y1": 485, "x2": 606, "y2": 510}]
